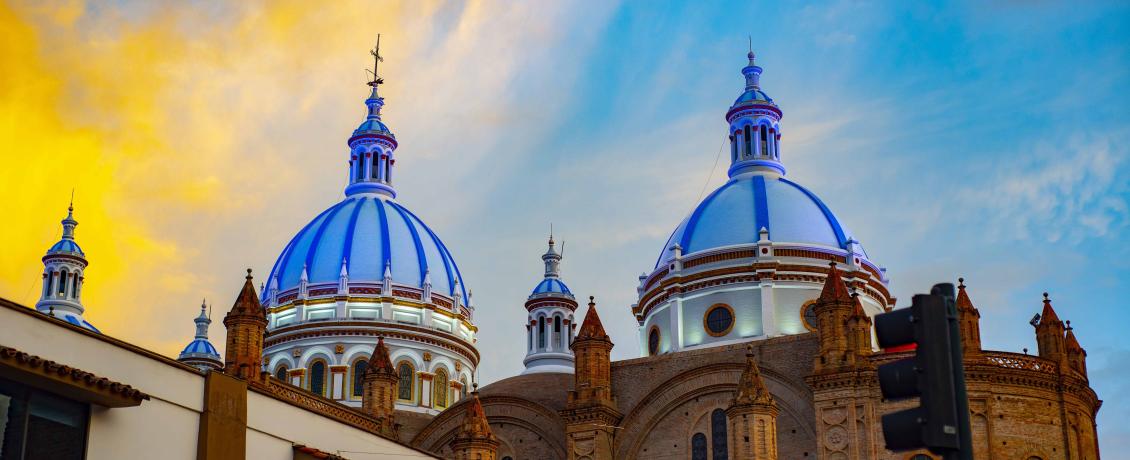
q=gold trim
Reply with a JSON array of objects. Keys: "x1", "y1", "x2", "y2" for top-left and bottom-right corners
[
  {"x1": 800, "y1": 299, "x2": 818, "y2": 332},
  {"x1": 703, "y1": 303, "x2": 736, "y2": 337}
]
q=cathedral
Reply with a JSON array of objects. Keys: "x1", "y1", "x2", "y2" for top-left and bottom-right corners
[{"x1": 14, "y1": 46, "x2": 1101, "y2": 460}]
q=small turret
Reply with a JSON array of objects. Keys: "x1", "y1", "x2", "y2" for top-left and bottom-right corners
[
  {"x1": 178, "y1": 300, "x2": 223, "y2": 371},
  {"x1": 449, "y1": 384, "x2": 499, "y2": 460},
  {"x1": 1035, "y1": 292, "x2": 1066, "y2": 365},
  {"x1": 561, "y1": 297, "x2": 621, "y2": 460},
  {"x1": 524, "y1": 233, "x2": 579, "y2": 375},
  {"x1": 845, "y1": 291, "x2": 873, "y2": 365},
  {"x1": 813, "y1": 263, "x2": 856, "y2": 372},
  {"x1": 223, "y1": 269, "x2": 268, "y2": 383},
  {"x1": 726, "y1": 347, "x2": 779, "y2": 460},
  {"x1": 955, "y1": 278, "x2": 982, "y2": 355},
  {"x1": 361, "y1": 337, "x2": 399, "y2": 438},
  {"x1": 726, "y1": 49, "x2": 785, "y2": 177},
  {"x1": 36, "y1": 202, "x2": 98, "y2": 332},
  {"x1": 1064, "y1": 321, "x2": 1088, "y2": 379}
]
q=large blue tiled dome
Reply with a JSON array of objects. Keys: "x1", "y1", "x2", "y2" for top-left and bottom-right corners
[
  {"x1": 656, "y1": 174, "x2": 865, "y2": 268},
  {"x1": 266, "y1": 195, "x2": 467, "y2": 299}
]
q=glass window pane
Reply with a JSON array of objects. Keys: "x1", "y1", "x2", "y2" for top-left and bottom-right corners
[
  {"x1": 25, "y1": 392, "x2": 86, "y2": 460},
  {"x1": 711, "y1": 408, "x2": 729, "y2": 460},
  {"x1": 691, "y1": 433, "x2": 707, "y2": 460}
]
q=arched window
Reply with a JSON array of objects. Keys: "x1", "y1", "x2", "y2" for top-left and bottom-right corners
[
  {"x1": 397, "y1": 362, "x2": 414, "y2": 401},
  {"x1": 554, "y1": 316, "x2": 563, "y2": 349},
  {"x1": 354, "y1": 156, "x2": 363, "y2": 181},
  {"x1": 58, "y1": 269, "x2": 68, "y2": 295},
  {"x1": 433, "y1": 368, "x2": 448, "y2": 408},
  {"x1": 711, "y1": 408, "x2": 729, "y2": 460},
  {"x1": 384, "y1": 157, "x2": 392, "y2": 183},
  {"x1": 352, "y1": 360, "x2": 369, "y2": 397},
  {"x1": 44, "y1": 271, "x2": 54, "y2": 298},
  {"x1": 309, "y1": 360, "x2": 327, "y2": 396},
  {"x1": 460, "y1": 376, "x2": 468, "y2": 398},
  {"x1": 527, "y1": 326, "x2": 532, "y2": 351},
  {"x1": 371, "y1": 152, "x2": 380, "y2": 180},
  {"x1": 275, "y1": 366, "x2": 288, "y2": 382},
  {"x1": 648, "y1": 327, "x2": 660, "y2": 356},
  {"x1": 691, "y1": 433, "x2": 707, "y2": 460},
  {"x1": 909, "y1": 455, "x2": 931, "y2": 460},
  {"x1": 538, "y1": 317, "x2": 546, "y2": 350},
  {"x1": 71, "y1": 273, "x2": 79, "y2": 299},
  {"x1": 760, "y1": 125, "x2": 769, "y2": 156},
  {"x1": 730, "y1": 134, "x2": 737, "y2": 162},
  {"x1": 743, "y1": 125, "x2": 752, "y2": 158}
]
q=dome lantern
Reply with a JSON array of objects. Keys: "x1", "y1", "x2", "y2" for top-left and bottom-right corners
[
  {"x1": 345, "y1": 35, "x2": 400, "y2": 198},
  {"x1": 726, "y1": 50, "x2": 785, "y2": 177},
  {"x1": 36, "y1": 201, "x2": 99, "y2": 333}
]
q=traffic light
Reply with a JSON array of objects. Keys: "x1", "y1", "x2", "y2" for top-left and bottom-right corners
[{"x1": 873, "y1": 286, "x2": 971, "y2": 460}]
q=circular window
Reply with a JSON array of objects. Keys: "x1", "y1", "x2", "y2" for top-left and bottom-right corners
[
  {"x1": 703, "y1": 304, "x2": 735, "y2": 337},
  {"x1": 801, "y1": 300, "x2": 818, "y2": 332},
  {"x1": 648, "y1": 327, "x2": 660, "y2": 355}
]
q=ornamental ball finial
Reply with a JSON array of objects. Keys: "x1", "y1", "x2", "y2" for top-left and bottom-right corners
[
  {"x1": 958, "y1": 277, "x2": 965, "y2": 288},
  {"x1": 1043, "y1": 292, "x2": 1050, "y2": 301},
  {"x1": 246, "y1": 268, "x2": 253, "y2": 280}
]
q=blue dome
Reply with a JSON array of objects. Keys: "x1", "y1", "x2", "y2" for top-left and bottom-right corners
[
  {"x1": 59, "y1": 313, "x2": 99, "y2": 333},
  {"x1": 531, "y1": 278, "x2": 572, "y2": 296},
  {"x1": 47, "y1": 239, "x2": 84, "y2": 256},
  {"x1": 734, "y1": 88, "x2": 774, "y2": 105},
  {"x1": 266, "y1": 196, "x2": 467, "y2": 299},
  {"x1": 656, "y1": 174, "x2": 864, "y2": 268},
  {"x1": 180, "y1": 338, "x2": 219, "y2": 357},
  {"x1": 354, "y1": 119, "x2": 392, "y2": 137}
]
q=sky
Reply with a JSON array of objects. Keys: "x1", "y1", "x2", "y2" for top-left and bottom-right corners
[{"x1": 2, "y1": 0, "x2": 1128, "y2": 449}]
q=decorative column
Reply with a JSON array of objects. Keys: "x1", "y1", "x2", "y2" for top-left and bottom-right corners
[
  {"x1": 330, "y1": 365, "x2": 348, "y2": 400},
  {"x1": 756, "y1": 227, "x2": 777, "y2": 337}
]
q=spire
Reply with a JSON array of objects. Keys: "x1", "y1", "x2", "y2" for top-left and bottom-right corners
[
  {"x1": 818, "y1": 262, "x2": 851, "y2": 303},
  {"x1": 223, "y1": 269, "x2": 268, "y2": 382},
  {"x1": 194, "y1": 299, "x2": 211, "y2": 339},
  {"x1": 1038, "y1": 292, "x2": 1061, "y2": 326},
  {"x1": 338, "y1": 258, "x2": 349, "y2": 294},
  {"x1": 955, "y1": 278, "x2": 982, "y2": 354},
  {"x1": 229, "y1": 269, "x2": 265, "y2": 317},
  {"x1": 297, "y1": 264, "x2": 309, "y2": 299},
  {"x1": 733, "y1": 347, "x2": 775, "y2": 407},
  {"x1": 449, "y1": 384, "x2": 499, "y2": 458},
  {"x1": 422, "y1": 268, "x2": 433, "y2": 299},
  {"x1": 367, "y1": 336, "x2": 397, "y2": 376},
  {"x1": 382, "y1": 260, "x2": 393, "y2": 293},
  {"x1": 743, "y1": 49, "x2": 762, "y2": 90},
  {"x1": 542, "y1": 232, "x2": 562, "y2": 278},
  {"x1": 36, "y1": 202, "x2": 96, "y2": 332},
  {"x1": 576, "y1": 296, "x2": 609, "y2": 342},
  {"x1": 346, "y1": 38, "x2": 399, "y2": 198},
  {"x1": 61, "y1": 201, "x2": 78, "y2": 240}
]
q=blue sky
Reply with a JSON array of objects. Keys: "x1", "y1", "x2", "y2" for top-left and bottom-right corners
[{"x1": 3, "y1": 0, "x2": 1127, "y2": 450}]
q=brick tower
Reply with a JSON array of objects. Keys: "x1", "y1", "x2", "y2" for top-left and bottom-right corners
[
  {"x1": 561, "y1": 297, "x2": 621, "y2": 460},
  {"x1": 955, "y1": 278, "x2": 982, "y2": 356},
  {"x1": 845, "y1": 292, "x2": 873, "y2": 366},
  {"x1": 1065, "y1": 323, "x2": 1088, "y2": 379},
  {"x1": 1035, "y1": 292, "x2": 1067, "y2": 365},
  {"x1": 449, "y1": 385, "x2": 499, "y2": 460},
  {"x1": 223, "y1": 269, "x2": 268, "y2": 384},
  {"x1": 726, "y1": 347, "x2": 779, "y2": 460},
  {"x1": 362, "y1": 336, "x2": 399, "y2": 439},
  {"x1": 812, "y1": 262, "x2": 858, "y2": 373}
]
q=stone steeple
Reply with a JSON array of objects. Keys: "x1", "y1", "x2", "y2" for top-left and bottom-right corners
[
  {"x1": 1064, "y1": 322, "x2": 1088, "y2": 379},
  {"x1": 955, "y1": 278, "x2": 982, "y2": 355},
  {"x1": 561, "y1": 297, "x2": 620, "y2": 460},
  {"x1": 1035, "y1": 292, "x2": 1066, "y2": 365},
  {"x1": 845, "y1": 291, "x2": 873, "y2": 365},
  {"x1": 726, "y1": 347, "x2": 779, "y2": 460},
  {"x1": 223, "y1": 269, "x2": 268, "y2": 384},
  {"x1": 362, "y1": 336, "x2": 399, "y2": 439},
  {"x1": 449, "y1": 385, "x2": 499, "y2": 460},
  {"x1": 813, "y1": 263, "x2": 856, "y2": 372}
]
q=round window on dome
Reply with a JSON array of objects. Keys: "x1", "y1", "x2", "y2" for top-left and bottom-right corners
[
  {"x1": 801, "y1": 300, "x2": 818, "y2": 332},
  {"x1": 648, "y1": 326, "x2": 660, "y2": 356},
  {"x1": 703, "y1": 304, "x2": 735, "y2": 337}
]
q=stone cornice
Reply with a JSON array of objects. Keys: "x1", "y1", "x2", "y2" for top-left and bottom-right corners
[{"x1": 0, "y1": 344, "x2": 149, "y2": 407}]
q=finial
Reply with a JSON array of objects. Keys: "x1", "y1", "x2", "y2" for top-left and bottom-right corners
[
  {"x1": 48, "y1": 306, "x2": 54, "y2": 317},
  {"x1": 1066, "y1": 320, "x2": 1072, "y2": 330},
  {"x1": 1023, "y1": 347, "x2": 1028, "y2": 355},
  {"x1": 958, "y1": 277, "x2": 965, "y2": 288},
  {"x1": 829, "y1": 261, "x2": 837, "y2": 268},
  {"x1": 747, "y1": 36, "x2": 754, "y2": 60},
  {"x1": 746, "y1": 344, "x2": 754, "y2": 357},
  {"x1": 246, "y1": 268, "x2": 253, "y2": 280},
  {"x1": 588, "y1": 295, "x2": 595, "y2": 307},
  {"x1": 367, "y1": 34, "x2": 384, "y2": 87},
  {"x1": 1043, "y1": 292, "x2": 1050, "y2": 302},
  {"x1": 69, "y1": 188, "x2": 75, "y2": 213}
]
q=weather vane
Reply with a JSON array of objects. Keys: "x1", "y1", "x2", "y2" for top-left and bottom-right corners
[{"x1": 368, "y1": 34, "x2": 384, "y2": 87}]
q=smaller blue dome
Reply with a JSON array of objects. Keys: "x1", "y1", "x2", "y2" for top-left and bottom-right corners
[
  {"x1": 354, "y1": 119, "x2": 392, "y2": 137},
  {"x1": 180, "y1": 338, "x2": 220, "y2": 358},
  {"x1": 734, "y1": 88, "x2": 774, "y2": 105},
  {"x1": 48, "y1": 239, "x2": 84, "y2": 256},
  {"x1": 532, "y1": 278, "x2": 572, "y2": 296}
]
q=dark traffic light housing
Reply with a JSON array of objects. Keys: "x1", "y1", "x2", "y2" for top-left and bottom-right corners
[{"x1": 874, "y1": 284, "x2": 972, "y2": 460}]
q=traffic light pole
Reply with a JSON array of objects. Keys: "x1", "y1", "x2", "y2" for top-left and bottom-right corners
[{"x1": 934, "y1": 284, "x2": 973, "y2": 460}]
